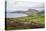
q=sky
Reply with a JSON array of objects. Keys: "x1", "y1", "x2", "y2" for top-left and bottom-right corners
[{"x1": 6, "y1": 0, "x2": 44, "y2": 12}]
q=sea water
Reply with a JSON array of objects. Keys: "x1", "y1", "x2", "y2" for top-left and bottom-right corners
[{"x1": 6, "y1": 12, "x2": 27, "y2": 18}]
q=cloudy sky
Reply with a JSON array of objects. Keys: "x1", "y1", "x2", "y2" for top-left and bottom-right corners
[{"x1": 6, "y1": 0, "x2": 44, "y2": 12}]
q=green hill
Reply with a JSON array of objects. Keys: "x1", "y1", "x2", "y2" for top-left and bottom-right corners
[{"x1": 6, "y1": 14, "x2": 45, "y2": 30}]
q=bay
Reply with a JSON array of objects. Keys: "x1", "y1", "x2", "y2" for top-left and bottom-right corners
[{"x1": 6, "y1": 12, "x2": 27, "y2": 18}]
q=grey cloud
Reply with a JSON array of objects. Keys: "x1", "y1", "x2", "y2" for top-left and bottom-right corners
[{"x1": 7, "y1": 1, "x2": 44, "y2": 11}]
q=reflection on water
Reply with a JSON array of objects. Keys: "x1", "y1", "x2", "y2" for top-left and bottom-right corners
[{"x1": 6, "y1": 13, "x2": 28, "y2": 18}]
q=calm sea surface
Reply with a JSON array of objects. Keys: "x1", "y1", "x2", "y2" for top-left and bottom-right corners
[{"x1": 6, "y1": 12, "x2": 27, "y2": 18}]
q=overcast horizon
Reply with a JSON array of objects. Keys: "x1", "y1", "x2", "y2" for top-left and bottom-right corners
[{"x1": 6, "y1": 0, "x2": 44, "y2": 12}]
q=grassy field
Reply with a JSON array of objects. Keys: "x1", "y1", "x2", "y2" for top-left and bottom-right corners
[{"x1": 6, "y1": 15, "x2": 45, "y2": 30}]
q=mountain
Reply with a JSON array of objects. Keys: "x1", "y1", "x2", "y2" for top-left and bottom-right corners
[
  {"x1": 26, "y1": 9, "x2": 44, "y2": 16},
  {"x1": 9, "y1": 9, "x2": 44, "y2": 16},
  {"x1": 9, "y1": 11, "x2": 26, "y2": 13},
  {"x1": 25, "y1": 9, "x2": 38, "y2": 15},
  {"x1": 38, "y1": 10, "x2": 45, "y2": 16}
]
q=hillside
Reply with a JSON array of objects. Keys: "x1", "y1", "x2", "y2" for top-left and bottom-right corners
[
  {"x1": 6, "y1": 15, "x2": 44, "y2": 30},
  {"x1": 6, "y1": 9, "x2": 45, "y2": 30}
]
